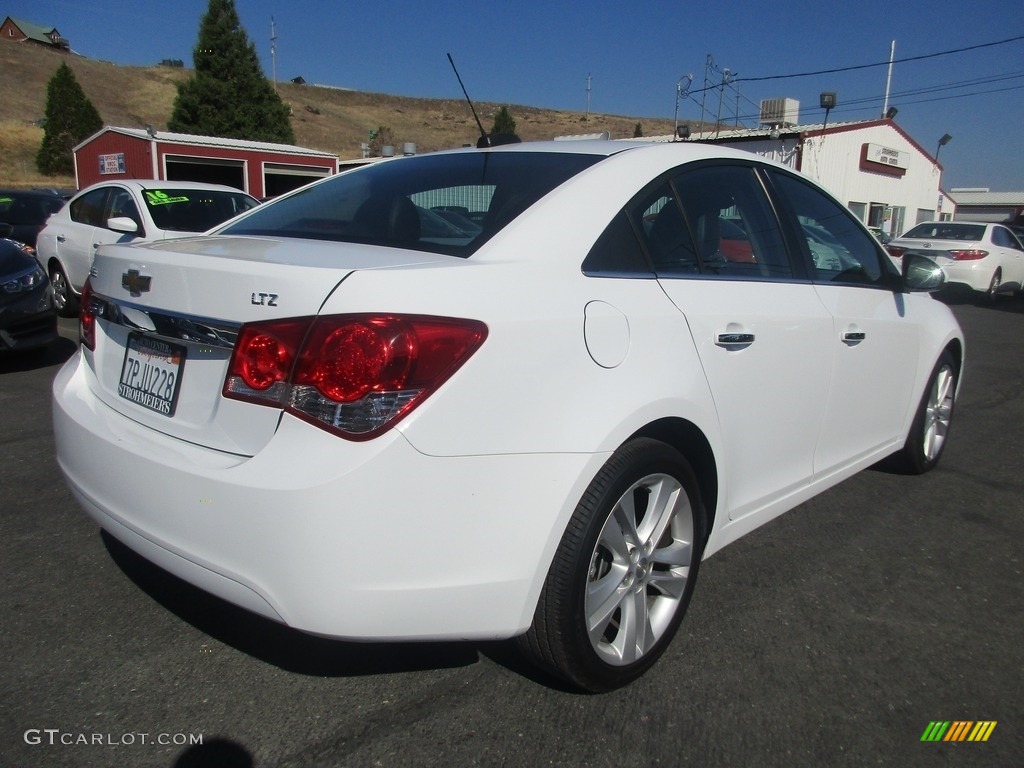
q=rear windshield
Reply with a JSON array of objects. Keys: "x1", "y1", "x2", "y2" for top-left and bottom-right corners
[
  {"x1": 902, "y1": 222, "x2": 986, "y2": 241},
  {"x1": 0, "y1": 193, "x2": 64, "y2": 224},
  {"x1": 219, "y1": 151, "x2": 602, "y2": 257},
  {"x1": 142, "y1": 189, "x2": 259, "y2": 232}
]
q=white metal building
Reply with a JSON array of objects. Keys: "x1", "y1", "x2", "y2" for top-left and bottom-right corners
[{"x1": 642, "y1": 118, "x2": 953, "y2": 238}]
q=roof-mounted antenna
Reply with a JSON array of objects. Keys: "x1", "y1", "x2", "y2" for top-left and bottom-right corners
[
  {"x1": 447, "y1": 53, "x2": 520, "y2": 148},
  {"x1": 447, "y1": 53, "x2": 488, "y2": 146}
]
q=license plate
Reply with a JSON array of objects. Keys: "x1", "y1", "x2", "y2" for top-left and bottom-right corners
[{"x1": 118, "y1": 333, "x2": 187, "y2": 417}]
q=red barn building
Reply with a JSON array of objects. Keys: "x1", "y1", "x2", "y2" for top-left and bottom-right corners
[{"x1": 73, "y1": 127, "x2": 340, "y2": 199}]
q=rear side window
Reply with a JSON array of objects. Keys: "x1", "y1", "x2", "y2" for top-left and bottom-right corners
[
  {"x1": 221, "y1": 152, "x2": 601, "y2": 258},
  {"x1": 584, "y1": 163, "x2": 793, "y2": 280},
  {"x1": 70, "y1": 188, "x2": 110, "y2": 227},
  {"x1": 670, "y1": 165, "x2": 792, "y2": 280},
  {"x1": 993, "y1": 227, "x2": 1021, "y2": 250}
]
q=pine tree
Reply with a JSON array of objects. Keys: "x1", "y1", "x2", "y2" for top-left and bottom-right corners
[
  {"x1": 633, "y1": 122, "x2": 644, "y2": 138},
  {"x1": 168, "y1": 0, "x2": 294, "y2": 144},
  {"x1": 35, "y1": 62, "x2": 103, "y2": 176},
  {"x1": 491, "y1": 106, "x2": 517, "y2": 136}
]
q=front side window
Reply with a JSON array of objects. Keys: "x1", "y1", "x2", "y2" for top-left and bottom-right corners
[
  {"x1": 221, "y1": 152, "x2": 601, "y2": 258},
  {"x1": 105, "y1": 188, "x2": 142, "y2": 232},
  {"x1": 770, "y1": 171, "x2": 890, "y2": 286}
]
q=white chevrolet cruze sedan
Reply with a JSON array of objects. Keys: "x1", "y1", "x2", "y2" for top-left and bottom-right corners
[{"x1": 53, "y1": 141, "x2": 963, "y2": 691}]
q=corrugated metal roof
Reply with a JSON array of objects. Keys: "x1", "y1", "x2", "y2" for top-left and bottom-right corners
[
  {"x1": 76, "y1": 126, "x2": 338, "y2": 159},
  {"x1": 948, "y1": 191, "x2": 1024, "y2": 205},
  {"x1": 6, "y1": 16, "x2": 61, "y2": 45},
  {"x1": 632, "y1": 121, "x2": 866, "y2": 144}
]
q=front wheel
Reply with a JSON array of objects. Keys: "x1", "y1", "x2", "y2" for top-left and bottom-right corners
[
  {"x1": 519, "y1": 438, "x2": 707, "y2": 692},
  {"x1": 893, "y1": 350, "x2": 958, "y2": 474}
]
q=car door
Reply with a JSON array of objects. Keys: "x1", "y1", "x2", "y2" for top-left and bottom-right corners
[
  {"x1": 992, "y1": 225, "x2": 1024, "y2": 291},
  {"x1": 51, "y1": 186, "x2": 110, "y2": 291},
  {"x1": 766, "y1": 170, "x2": 920, "y2": 475},
  {"x1": 640, "y1": 163, "x2": 833, "y2": 521}
]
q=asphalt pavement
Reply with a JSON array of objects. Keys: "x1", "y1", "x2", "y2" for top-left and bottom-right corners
[{"x1": 1, "y1": 297, "x2": 1021, "y2": 768}]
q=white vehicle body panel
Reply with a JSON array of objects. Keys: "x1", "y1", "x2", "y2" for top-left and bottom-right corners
[{"x1": 52, "y1": 142, "x2": 965, "y2": 641}]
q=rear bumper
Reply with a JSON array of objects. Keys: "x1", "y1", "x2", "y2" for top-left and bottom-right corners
[
  {"x1": 940, "y1": 261, "x2": 995, "y2": 292},
  {"x1": 53, "y1": 352, "x2": 603, "y2": 641}
]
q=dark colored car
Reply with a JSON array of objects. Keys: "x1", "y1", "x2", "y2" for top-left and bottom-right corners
[
  {"x1": 0, "y1": 189, "x2": 65, "y2": 249},
  {"x1": 0, "y1": 238, "x2": 58, "y2": 352}
]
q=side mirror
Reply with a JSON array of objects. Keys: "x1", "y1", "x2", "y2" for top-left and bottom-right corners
[
  {"x1": 107, "y1": 216, "x2": 139, "y2": 235},
  {"x1": 902, "y1": 254, "x2": 944, "y2": 293}
]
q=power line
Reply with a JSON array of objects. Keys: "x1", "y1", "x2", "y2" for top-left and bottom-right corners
[{"x1": 734, "y1": 34, "x2": 1024, "y2": 83}]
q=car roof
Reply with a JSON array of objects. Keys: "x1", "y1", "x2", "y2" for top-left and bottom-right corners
[
  {"x1": 0, "y1": 188, "x2": 64, "y2": 198},
  {"x1": 432, "y1": 139, "x2": 780, "y2": 165},
  {"x1": 75, "y1": 180, "x2": 255, "y2": 196}
]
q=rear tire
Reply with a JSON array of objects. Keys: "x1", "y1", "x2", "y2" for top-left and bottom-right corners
[
  {"x1": 984, "y1": 269, "x2": 1002, "y2": 303},
  {"x1": 50, "y1": 262, "x2": 78, "y2": 318},
  {"x1": 893, "y1": 350, "x2": 957, "y2": 474},
  {"x1": 519, "y1": 438, "x2": 707, "y2": 692}
]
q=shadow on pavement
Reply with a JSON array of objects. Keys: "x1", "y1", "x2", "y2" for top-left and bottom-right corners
[
  {"x1": 0, "y1": 336, "x2": 77, "y2": 374},
  {"x1": 103, "y1": 531, "x2": 486, "y2": 679}
]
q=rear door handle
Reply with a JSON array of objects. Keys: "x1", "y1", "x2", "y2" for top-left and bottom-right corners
[
  {"x1": 843, "y1": 332, "x2": 866, "y2": 342},
  {"x1": 56, "y1": 235, "x2": 66, "y2": 243},
  {"x1": 716, "y1": 332, "x2": 755, "y2": 346}
]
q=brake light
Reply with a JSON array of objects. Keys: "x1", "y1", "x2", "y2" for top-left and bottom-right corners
[
  {"x1": 948, "y1": 249, "x2": 988, "y2": 261},
  {"x1": 224, "y1": 314, "x2": 487, "y2": 440},
  {"x1": 80, "y1": 278, "x2": 96, "y2": 350}
]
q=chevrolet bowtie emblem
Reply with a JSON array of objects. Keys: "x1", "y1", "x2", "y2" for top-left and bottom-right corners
[{"x1": 122, "y1": 269, "x2": 152, "y2": 296}]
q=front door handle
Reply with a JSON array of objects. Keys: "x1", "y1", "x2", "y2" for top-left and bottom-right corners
[{"x1": 843, "y1": 331, "x2": 866, "y2": 342}]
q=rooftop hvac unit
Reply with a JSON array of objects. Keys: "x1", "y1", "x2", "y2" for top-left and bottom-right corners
[{"x1": 759, "y1": 98, "x2": 800, "y2": 127}]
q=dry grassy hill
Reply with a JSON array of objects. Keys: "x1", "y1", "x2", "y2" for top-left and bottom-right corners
[{"x1": 0, "y1": 42, "x2": 678, "y2": 189}]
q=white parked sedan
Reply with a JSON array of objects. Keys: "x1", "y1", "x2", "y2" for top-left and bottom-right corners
[
  {"x1": 52, "y1": 142, "x2": 963, "y2": 691},
  {"x1": 36, "y1": 180, "x2": 259, "y2": 316},
  {"x1": 885, "y1": 220, "x2": 1024, "y2": 301}
]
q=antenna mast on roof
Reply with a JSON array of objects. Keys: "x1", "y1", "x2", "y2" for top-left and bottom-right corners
[{"x1": 881, "y1": 40, "x2": 895, "y2": 118}]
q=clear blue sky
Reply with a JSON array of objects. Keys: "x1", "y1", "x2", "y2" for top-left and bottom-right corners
[{"x1": 12, "y1": 1, "x2": 1024, "y2": 191}]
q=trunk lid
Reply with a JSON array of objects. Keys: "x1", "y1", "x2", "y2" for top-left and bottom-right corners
[{"x1": 85, "y1": 235, "x2": 447, "y2": 455}]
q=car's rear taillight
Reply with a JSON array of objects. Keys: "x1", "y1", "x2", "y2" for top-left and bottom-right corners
[
  {"x1": 886, "y1": 245, "x2": 906, "y2": 259},
  {"x1": 80, "y1": 278, "x2": 96, "y2": 350},
  {"x1": 224, "y1": 314, "x2": 487, "y2": 440},
  {"x1": 949, "y1": 249, "x2": 988, "y2": 261}
]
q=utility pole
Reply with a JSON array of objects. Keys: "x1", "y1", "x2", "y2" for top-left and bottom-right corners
[
  {"x1": 585, "y1": 73, "x2": 592, "y2": 123},
  {"x1": 714, "y1": 68, "x2": 731, "y2": 138},
  {"x1": 699, "y1": 54, "x2": 713, "y2": 129},
  {"x1": 270, "y1": 16, "x2": 277, "y2": 91}
]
